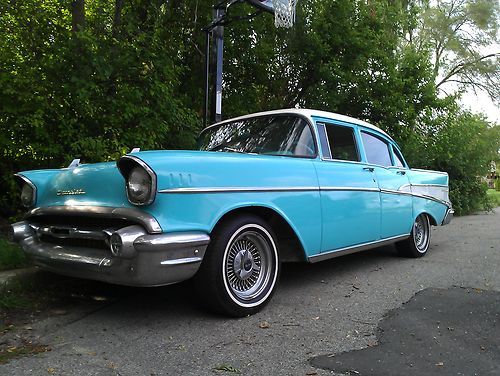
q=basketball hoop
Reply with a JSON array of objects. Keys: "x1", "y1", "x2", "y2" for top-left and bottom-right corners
[
  {"x1": 203, "y1": 0, "x2": 299, "y2": 126},
  {"x1": 247, "y1": 0, "x2": 297, "y2": 28},
  {"x1": 272, "y1": 0, "x2": 297, "y2": 28}
]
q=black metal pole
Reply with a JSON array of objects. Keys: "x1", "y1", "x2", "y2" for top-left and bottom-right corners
[
  {"x1": 211, "y1": 7, "x2": 225, "y2": 124},
  {"x1": 203, "y1": 30, "x2": 210, "y2": 128}
]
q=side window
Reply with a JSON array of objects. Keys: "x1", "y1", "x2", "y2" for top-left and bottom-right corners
[
  {"x1": 392, "y1": 146, "x2": 406, "y2": 168},
  {"x1": 319, "y1": 123, "x2": 359, "y2": 161},
  {"x1": 361, "y1": 131, "x2": 392, "y2": 166}
]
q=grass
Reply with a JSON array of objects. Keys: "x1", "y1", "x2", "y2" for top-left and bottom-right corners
[
  {"x1": 487, "y1": 189, "x2": 500, "y2": 207},
  {"x1": 0, "y1": 274, "x2": 47, "y2": 311},
  {"x1": 0, "y1": 237, "x2": 29, "y2": 271}
]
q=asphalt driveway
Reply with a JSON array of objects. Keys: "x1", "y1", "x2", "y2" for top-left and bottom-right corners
[{"x1": 1, "y1": 209, "x2": 499, "y2": 375}]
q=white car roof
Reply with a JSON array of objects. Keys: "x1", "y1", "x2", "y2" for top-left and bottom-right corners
[{"x1": 206, "y1": 108, "x2": 392, "y2": 140}]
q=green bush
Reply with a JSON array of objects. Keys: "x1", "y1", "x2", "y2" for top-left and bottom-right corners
[
  {"x1": 0, "y1": 1, "x2": 202, "y2": 219},
  {"x1": 0, "y1": 237, "x2": 28, "y2": 271},
  {"x1": 402, "y1": 102, "x2": 500, "y2": 215}
]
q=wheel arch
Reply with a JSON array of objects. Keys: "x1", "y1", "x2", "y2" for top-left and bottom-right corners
[
  {"x1": 212, "y1": 205, "x2": 308, "y2": 262},
  {"x1": 415, "y1": 211, "x2": 438, "y2": 226}
]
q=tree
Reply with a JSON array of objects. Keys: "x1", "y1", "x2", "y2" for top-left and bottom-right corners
[
  {"x1": 406, "y1": 0, "x2": 499, "y2": 101},
  {"x1": 0, "y1": 0, "x2": 497, "y2": 220},
  {"x1": 0, "y1": 0, "x2": 200, "y2": 218}
]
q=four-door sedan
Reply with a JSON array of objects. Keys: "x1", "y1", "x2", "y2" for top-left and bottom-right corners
[{"x1": 10, "y1": 109, "x2": 453, "y2": 316}]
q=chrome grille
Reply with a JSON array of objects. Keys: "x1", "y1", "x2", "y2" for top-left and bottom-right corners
[
  {"x1": 39, "y1": 234, "x2": 109, "y2": 250},
  {"x1": 26, "y1": 215, "x2": 137, "y2": 252},
  {"x1": 29, "y1": 215, "x2": 134, "y2": 230}
]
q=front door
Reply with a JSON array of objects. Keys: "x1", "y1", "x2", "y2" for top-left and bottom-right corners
[{"x1": 314, "y1": 121, "x2": 381, "y2": 252}]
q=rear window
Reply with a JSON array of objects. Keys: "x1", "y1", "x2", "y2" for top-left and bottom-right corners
[{"x1": 361, "y1": 131, "x2": 392, "y2": 166}]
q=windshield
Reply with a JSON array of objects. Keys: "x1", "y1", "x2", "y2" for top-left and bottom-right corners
[{"x1": 198, "y1": 115, "x2": 316, "y2": 158}]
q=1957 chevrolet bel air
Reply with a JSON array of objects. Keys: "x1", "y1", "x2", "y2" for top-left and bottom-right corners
[{"x1": 10, "y1": 109, "x2": 453, "y2": 316}]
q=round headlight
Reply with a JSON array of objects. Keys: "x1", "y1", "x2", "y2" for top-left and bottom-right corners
[
  {"x1": 127, "y1": 166, "x2": 152, "y2": 204},
  {"x1": 21, "y1": 184, "x2": 35, "y2": 207}
]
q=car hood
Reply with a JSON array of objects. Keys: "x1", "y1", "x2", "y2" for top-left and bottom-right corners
[
  {"x1": 19, "y1": 162, "x2": 129, "y2": 208},
  {"x1": 19, "y1": 150, "x2": 317, "y2": 209},
  {"x1": 129, "y1": 150, "x2": 317, "y2": 192}
]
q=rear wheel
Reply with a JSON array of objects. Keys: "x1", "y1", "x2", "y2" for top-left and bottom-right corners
[
  {"x1": 194, "y1": 214, "x2": 280, "y2": 317},
  {"x1": 396, "y1": 214, "x2": 431, "y2": 258}
]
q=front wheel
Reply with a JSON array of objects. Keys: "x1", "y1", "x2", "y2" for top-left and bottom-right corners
[
  {"x1": 396, "y1": 214, "x2": 431, "y2": 258},
  {"x1": 194, "y1": 214, "x2": 280, "y2": 317}
]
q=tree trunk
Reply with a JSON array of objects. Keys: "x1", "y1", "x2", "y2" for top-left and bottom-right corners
[
  {"x1": 71, "y1": 0, "x2": 85, "y2": 32},
  {"x1": 113, "y1": 0, "x2": 124, "y2": 38}
]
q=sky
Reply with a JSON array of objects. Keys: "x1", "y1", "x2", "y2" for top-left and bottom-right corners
[{"x1": 461, "y1": 91, "x2": 499, "y2": 124}]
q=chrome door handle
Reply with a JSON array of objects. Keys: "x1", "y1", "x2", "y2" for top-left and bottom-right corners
[
  {"x1": 363, "y1": 167, "x2": 374, "y2": 172},
  {"x1": 396, "y1": 170, "x2": 406, "y2": 175}
]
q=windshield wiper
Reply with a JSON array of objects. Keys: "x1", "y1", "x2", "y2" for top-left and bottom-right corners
[{"x1": 208, "y1": 144, "x2": 246, "y2": 153}]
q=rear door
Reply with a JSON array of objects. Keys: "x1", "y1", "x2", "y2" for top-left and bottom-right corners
[
  {"x1": 314, "y1": 120, "x2": 381, "y2": 252},
  {"x1": 360, "y1": 130, "x2": 413, "y2": 238}
]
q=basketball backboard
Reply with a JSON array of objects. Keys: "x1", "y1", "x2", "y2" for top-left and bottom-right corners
[
  {"x1": 247, "y1": 0, "x2": 297, "y2": 28},
  {"x1": 247, "y1": 0, "x2": 275, "y2": 14}
]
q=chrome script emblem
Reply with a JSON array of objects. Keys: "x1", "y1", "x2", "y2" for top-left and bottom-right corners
[{"x1": 56, "y1": 189, "x2": 86, "y2": 196}]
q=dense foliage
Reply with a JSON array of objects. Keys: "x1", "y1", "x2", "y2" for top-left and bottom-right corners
[{"x1": 0, "y1": 0, "x2": 498, "y2": 218}]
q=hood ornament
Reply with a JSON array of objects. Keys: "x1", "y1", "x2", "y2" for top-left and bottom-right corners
[{"x1": 67, "y1": 159, "x2": 80, "y2": 169}]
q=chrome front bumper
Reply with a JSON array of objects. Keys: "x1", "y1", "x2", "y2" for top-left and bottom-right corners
[
  {"x1": 441, "y1": 208, "x2": 454, "y2": 226},
  {"x1": 10, "y1": 221, "x2": 210, "y2": 287}
]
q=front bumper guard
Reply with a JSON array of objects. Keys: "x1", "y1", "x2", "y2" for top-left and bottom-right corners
[{"x1": 10, "y1": 221, "x2": 210, "y2": 287}]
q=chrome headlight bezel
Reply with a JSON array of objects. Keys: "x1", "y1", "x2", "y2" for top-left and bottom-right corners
[
  {"x1": 117, "y1": 156, "x2": 157, "y2": 206},
  {"x1": 15, "y1": 174, "x2": 37, "y2": 208}
]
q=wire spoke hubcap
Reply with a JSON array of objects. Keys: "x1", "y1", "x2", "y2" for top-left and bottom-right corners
[{"x1": 225, "y1": 228, "x2": 273, "y2": 303}]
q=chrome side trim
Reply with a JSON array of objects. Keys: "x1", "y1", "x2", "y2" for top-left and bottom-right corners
[
  {"x1": 410, "y1": 168, "x2": 448, "y2": 175},
  {"x1": 411, "y1": 183, "x2": 448, "y2": 188},
  {"x1": 158, "y1": 185, "x2": 451, "y2": 208},
  {"x1": 118, "y1": 155, "x2": 157, "y2": 206},
  {"x1": 14, "y1": 173, "x2": 37, "y2": 207},
  {"x1": 25, "y1": 206, "x2": 162, "y2": 234},
  {"x1": 380, "y1": 188, "x2": 413, "y2": 196},
  {"x1": 308, "y1": 234, "x2": 410, "y2": 263},
  {"x1": 411, "y1": 193, "x2": 452, "y2": 208},
  {"x1": 321, "y1": 186, "x2": 379, "y2": 192},
  {"x1": 158, "y1": 186, "x2": 380, "y2": 194},
  {"x1": 319, "y1": 157, "x2": 366, "y2": 164},
  {"x1": 159, "y1": 186, "x2": 320, "y2": 194}
]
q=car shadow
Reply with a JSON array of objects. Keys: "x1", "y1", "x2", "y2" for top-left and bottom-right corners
[{"x1": 27, "y1": 244, "x2": 400, "y2": 321}]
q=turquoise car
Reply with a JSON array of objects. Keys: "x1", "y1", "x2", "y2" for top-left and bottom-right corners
[{"x1": 10, "y1": 109, "x2": 453, "y2": 316}]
